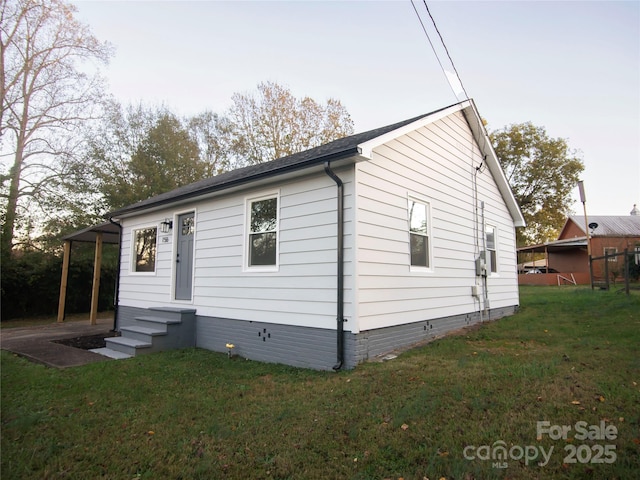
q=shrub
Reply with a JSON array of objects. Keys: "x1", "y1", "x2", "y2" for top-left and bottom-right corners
[{"x1": 1, "y1": 246, "x2": 117, "y2": 320}]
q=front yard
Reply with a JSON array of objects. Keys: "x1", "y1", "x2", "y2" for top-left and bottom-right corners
[{"x1": 2, "y1": 286, "x2": 639, "y2": 479}]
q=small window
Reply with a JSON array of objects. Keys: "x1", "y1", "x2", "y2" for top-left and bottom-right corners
[
  {"x1": 604, "y1": 247, "x2": 617, "y2": 262},
  {"x1": 486, "y1": 225, "x2": 497, "y2": 273},
  {"x1": 247, "y1": 194, "x2": 278, "y2": 268},
  {"x1": 133, "y1": 227, "x2": 157, "y2": 272},
  {"x1": 409, "y1": 198, "x2": 430, "y2": 268}
]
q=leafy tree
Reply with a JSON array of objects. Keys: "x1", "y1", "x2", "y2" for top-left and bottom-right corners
[
  {"x1": 228, "y1": 81, "x2": 354, "y2": 165},
  {"x1": 71, "y1": 82, "x2": 355, "y2": 223},
  {"x1": 74, "y1": 101, "x2": 160, "y2": 214},
  {"x1": 127, "y1": 113, "x2": 206, "y2": 205},
  {"x1": 89, "y1": 108, "x2": 208, "y2": 210},
  {"x1": 490, "y1": 122, "x2": 584, "y2": 246},
  {"x1": 0, "y1": 0, "x2": 112, "y2": 258},
  {"x1": 188, "y1": 110, "x2": 235, "y2": 175}
]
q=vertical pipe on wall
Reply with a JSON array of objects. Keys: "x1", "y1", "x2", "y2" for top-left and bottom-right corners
[
  {"x1": 324, "y1": 161, "x2": 345, "y2": 371},
  {"x1": 480, "y1": 200, "x2": 489, "y2": 315}
]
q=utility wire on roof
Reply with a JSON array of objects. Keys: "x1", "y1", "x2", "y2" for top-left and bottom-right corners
[
  {"x1": 421, "y1": 0, "x2": 470, "y2": 101},
  {"x1": 410, "y1": 0, "x2": 453, "y2": 96},
  {"x1": 410, "y1": 0, "x2": 469, "y2": 101},
  {"x1": 410, "y1": 1, "x2": 490, "y2": 168}
]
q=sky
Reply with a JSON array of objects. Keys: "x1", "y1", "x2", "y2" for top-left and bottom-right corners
[{"x1": 71, "y1": 0, "x2": 640, "y2": 216}]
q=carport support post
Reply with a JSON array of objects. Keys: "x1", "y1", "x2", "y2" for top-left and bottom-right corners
[
  {"x1": 89, "y1": 232, "x2": 103, "y2": 325},
  {"x1": 57, "y1": 240, "x2": 72, "y2": 323}
]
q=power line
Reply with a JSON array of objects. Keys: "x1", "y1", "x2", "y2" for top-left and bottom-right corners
[
  {"x1": 410, "y1": 1, "x2": 490, "y2": 170},
  {"x1": 422, "y1": 0, "x2": 470, "y2": 101},
  {"x1": 410, "y1": 0, "x2": 470, "y2": 102},
  {"x1": 410, "y1": 0, "x2": 453, "y2": 96}
]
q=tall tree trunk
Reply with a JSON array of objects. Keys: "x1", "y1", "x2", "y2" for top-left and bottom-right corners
[
  {"x1": 1, "y1": 0, "x2": 111, "y2": 256},
  {"x1": 2, "y1": 149, "x2": 24, "y2": 258},
  {"x1": 2, "y1": 66, "x2": 29, "y2": 259}
]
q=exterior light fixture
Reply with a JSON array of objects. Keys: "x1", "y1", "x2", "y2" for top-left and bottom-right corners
[{"x1": 160, "y1": 218, "x2": 173, "y2": 234}]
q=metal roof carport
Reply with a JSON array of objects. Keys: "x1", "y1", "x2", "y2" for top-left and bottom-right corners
[
  {"x1": 517, "y1": 237, "x2": 588, "y2": 271},
  {"x1": 57, "y1": 222, "x2": 121, "y2": 325}
]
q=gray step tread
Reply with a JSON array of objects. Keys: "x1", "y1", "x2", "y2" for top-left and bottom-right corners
[
  {"x1": 135, "y1": 315, "x2": 181, "y2": 325},
  {"x1": 149, "y1": 307, "x2": 196, "y2": 314},
  {"x1": 106, "y1": 337, "x2": 151, "y2": 349},
  {"x1": 90, "y1": 347, "x2": 132, "y2": 359},
  {"x1": 120, "y1": 325, "x2": 167, "y2": 336}
]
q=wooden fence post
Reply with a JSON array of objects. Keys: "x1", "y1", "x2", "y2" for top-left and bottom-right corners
[{"x1": 624, "y1": 248, "x2": 630, "y2": 296}]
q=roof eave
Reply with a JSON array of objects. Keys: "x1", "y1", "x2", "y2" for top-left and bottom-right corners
[
  {"x1": 357, "y1": 99, "x2": 526, "y2": 228},
  {"x1": 462, "y1": 100, "x2": 526, "y2": 228},
  {"x1": 356, "y1": 101, "x2": 466, "y2": 158},
  {"x1": 108, "y1": 148, "x2": 361, "y2": 220},
  {"x1": 62, "y1": 221, "x2": 121, "y2": 244}
]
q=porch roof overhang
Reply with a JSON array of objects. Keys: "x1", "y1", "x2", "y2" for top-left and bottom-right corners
[
  {"x1": 62, "y1": 221, "x2": 121, "y2": 244},
  {"x1": 58, "y1": 221, "x2": 121, "y2": 326},
  {"x1": 517, "y1": 237, "x2": 588, "y2": 254}
]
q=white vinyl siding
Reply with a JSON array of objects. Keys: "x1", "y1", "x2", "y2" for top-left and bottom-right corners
[
  {"x1": 120, "y1": 213, "x2": 177, "y2": 306},
  {"x1": 118, "y1": 170, "x2": 355, "y2": 331},
  {"x1": 195, "y1": 172, "x2": 354, "y2": 329},
  {"x1": 355, "y1": 111, "x2": 519, "y2": 331}
]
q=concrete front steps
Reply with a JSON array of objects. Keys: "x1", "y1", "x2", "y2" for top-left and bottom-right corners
[{"x1": 101, "y1": 307, "x2": 196, "y2": 358}]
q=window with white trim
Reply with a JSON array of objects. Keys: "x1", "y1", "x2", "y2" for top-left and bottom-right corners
[
  {"x1": 409, "y1": 198, "x2": 430, "y2": 268},
  {"x1": 247, "y1": 194, "x2": 279, "y2": 268},
  {"x1": 132, "y1": 227, "x2": 157, "y2": 273},
  {"x1": 486, "y1": 225, "x2": 498, "y2": 273}
]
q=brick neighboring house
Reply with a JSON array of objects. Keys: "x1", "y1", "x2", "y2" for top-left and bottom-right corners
[{"x1": 518, "y1": 205, "x2": 640, "y2": 285}]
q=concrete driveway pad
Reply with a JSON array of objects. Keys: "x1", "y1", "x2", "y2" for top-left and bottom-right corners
[{"x1": 1, "y1": 317, "x2": 114, "y2": 368}]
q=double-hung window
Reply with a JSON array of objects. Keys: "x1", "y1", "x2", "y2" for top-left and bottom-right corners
[
  {"x1": 409, "y1": 198, "x2": 431, "y2": 269},
  {"x1": 132, "y1": 226, "x2": 157, "y2": 273},
  {"x1": 485, "y1": 225, "x2": 498, "y2": 274},
  {"x1": 247, "y1": 194, "x2": 279, "y2": 269}
]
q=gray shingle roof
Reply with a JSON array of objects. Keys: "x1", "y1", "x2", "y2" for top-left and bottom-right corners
[
  {"x1": 108, "y1": 105, "x2": 458, "y2": 218},
  {"x1": 569, "y1": 215, "x2": 640, "y2": 236}
]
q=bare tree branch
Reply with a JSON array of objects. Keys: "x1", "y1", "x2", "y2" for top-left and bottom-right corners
[{"x1": 1, "y1": 0, "x2": 112, "y2": 256}]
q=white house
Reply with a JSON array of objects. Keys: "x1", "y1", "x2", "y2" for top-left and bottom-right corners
[{"x1": 103, "y1": 99, "x2": 525, "y2": 370}]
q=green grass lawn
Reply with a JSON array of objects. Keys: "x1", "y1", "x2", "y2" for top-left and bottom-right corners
[{"x1": 2, "y1": 286, "x2": 639, "y2": 479}]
